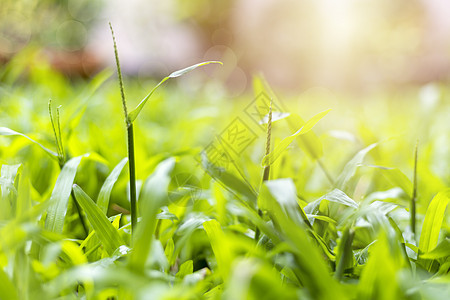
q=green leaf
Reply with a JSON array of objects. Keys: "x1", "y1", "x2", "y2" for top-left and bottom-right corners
[
  {"x1": 176, "y1": 260, "x2": 193, "y2": 279},
  {"x1": 0, "y1": 127, "x2": 58, "y2": 159},
  {"x1": 304, "y1": 188, "x2": 358, "y2": 215},
  {"x1": 0, "y1": 164, "x2": 21, "y2": 220},
  {"x1": 168, "y1": 61, "x2": 222, "y2": 78},
  {"x1": 200, "y1": 152, "x2": 257, "y2": 204},
  {"x1": 369, "y1": 166, "x2": 413, "y2": 198},
  {"x1": 264, "y1": 178, "x2": 308, "y2": 226},
  {"x1": 0, "y1": 267, "x2": 19, "y2": 300},
  {"x1": 358, "y1": 231, "x2": 403, "y2": 299},
  {"x1": 127, "y1": 61, "x2": 222, "y2": 123},
  {"x1": 420, "y1": 238, "x2": 450, "y2": 259},
  {"x1": 203, "y1": 219, "x2": 232, "y2": 280},
  {"x1": 164, "y1": 238, "x2": 175, "y2": 266},
  {"x1": 44, "y1": 155, "x2": 86, "y2": 233},
  {"x1": 419, "y1": 189, "x2": 450, "y2": 253},
  {"x1": 287, "y1": 113, "x2": 324, "y2": 160},
  {"x1": 129, "y1": 158, "x2": 175, "y2": 272},
  {"x1": 336, "y1": 143, "x2": 377, "y2": 194},
  {"x1": 97, "y1": 157, "x2": 128, "y2": 214},
  {"x1": 259, "y1": 183, "x2": 344, "y2": 298},
  {"x1": 262, "y1": 109, "x2": 331, "y2": 166},
  {"x1": 72, "y1": 185, "x2": 124, "y2": 255},
  {"x1": 252, "y1": 76, "x2": 324, "y2": 160}
]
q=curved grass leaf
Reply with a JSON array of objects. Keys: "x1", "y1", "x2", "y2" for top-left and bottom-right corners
[
  {"x1": 0, "y1": 127, "x2": 58, "y2": 159},
  {"x1": 45, "y1": 264, "x2": 163, "y2": 298},
  {"x1": 368, "y1": 166, "x2": 413, "y2": 198},
  {"x1": 259, "y1": 183, "x2": 344, "y2": 298},
  {"x1": 128, "y1": 61, "x2": 222, "y2": 123},
  {"x1": 253, "y1": 76, "x2": 324, "y2": 160},
  {"x1": 0, "y1": 267, "x2": 19, "y2": 300},
  {"x1": 203, "y1": 219, "x2": 232, "y2": 279},
  {"x1": 336, "y1": 143, "x2": 377, "y2": 194},
  {"x1": 264, "y1": 178, "x2": 308, "y2": 226},
  {"x1": 176, "y1": 260, "x2": 193, "y2": 279},
  {"x1": 73, "y1": 184, "x2": 124, "y2": 255},
  {"x1": 358, "y1": 231, "x2": 403, "y2": 299},
  {"x1": 262, "y1": 109, "x2": 331, "y2": 166},
  {"x1": 45, "y1": 155, "x2": 86, "y2": 233},
  {"x1": 287, "y1": 113, "x2": 324, "y2": 160},
  {"x1": 0, "y1": 164, "x2": 21, "y2": 220},
  {"x1": 420, "y1": 238, "x2": 450, "y2": 259},
  {"x1": 304, "y1": 188, "x2": 358, "y2": 215},
  {"x1": 200, "y1": 152, "x2": 257, "y2": 204},
  {"x1": 97, "y1": 157, "x2": 128, "y2": 214},
  {"x1": 419, "y1": 188, "x2": 450, "y2": 252}
]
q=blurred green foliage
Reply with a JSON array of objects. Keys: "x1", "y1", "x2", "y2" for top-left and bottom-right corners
[{"x1": 0, "y1": 48, "x2": 449, "y2": 299}]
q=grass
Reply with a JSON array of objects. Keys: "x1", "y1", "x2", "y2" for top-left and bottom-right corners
[
  {"x1": 109, "y1": 23, "x2": 221, "y2": 235},
  {"x1": 0, "y1": 42, "x2": 449, "y2": 299}
]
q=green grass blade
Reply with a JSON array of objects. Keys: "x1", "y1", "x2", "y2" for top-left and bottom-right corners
[
  {"x1": 371, "y1": 166, "x2": 413, "y2": 197},
  {"x1": 176, "y1": 260, "x2": 193, "y2": 279},
  {"x1": 259, "y1": 183, "x2": 345, "y2": 298},
  {"x1": 97, "y1": 157, "x2": 128, "y2": 215},
  {"x1": 262, "y1": 109, "x2": 331, "y2": 167},
  {"x1": 44, "y1": 155, "x2": 86, "y2": 233},
  {"x1": 203, "y1": 219, "x2": 232, "y2": 280},
  {"x1": 420, "y1": 238, "x2": 450, "y2": 259},
  {"x1": 167, "y1": 61, "x2": 222, "y2": 78},
  {"x1": 253, "y1": 76, "x2": 324, "y2": 161},
  {"x1": 0, "y1": 267, "x2": 19, "y2": 300},
  {"x1": 73, "y1": 184, "x2": 124, "y2": 255},
  {"x1": 336, "y1": 143, "x2": 377, "y2": 194},
  {"x1": 127, "y1": 61, "x2": 222, "y2": 123},
  {"x1": 129, "y1": 158, "x2": 175, "y2": 272},
  {"x1": 287, "y1": 113, "x2": 324, "y2": 159},
  {"x1": 0, "y1": 164, "x2": 21, "y2": 220},
  {"x1": 419, "y1": 188, "x2": 450, "y2": 252},
  {"x1": 0, "y1": 127, "x2": 58, "y2": 159},
  {"x1": 201, "y1": 152, "x2": 257, "y2": 203}
]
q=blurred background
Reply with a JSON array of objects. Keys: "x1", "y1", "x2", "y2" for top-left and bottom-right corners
[{"x1": 1, "y1": 0, "x2": 450, "y2": 95}]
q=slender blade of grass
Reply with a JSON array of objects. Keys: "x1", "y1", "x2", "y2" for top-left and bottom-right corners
[
  {"x1": 411, "y1": 141, "x2": 418, "y2": 235},
  {"x1": 127, "y1": 61, "x2": 222, "y2": 123},
  {"x1": 97, "y1": 157, "x2": 128, "y2": 215},
  {"x1": 73, "y1": 184, "x2": 124, "y2": 255},
  {"x1": 0, "y1": 267, "x2": 19, "y2": 300},
  {"x1": 262, "y1": 109, "x2": 331, "y2": 167},
  {"x1": 203, "y1": 219, "x2": 232, "y2": 280},
  {"x1": 0, "y1": 127, "x2": 58, "y2": 159},
  {"x1": 259, "y1": 183, "x2": 345, "y2": 299},
  {"x1": 420, "y1": 238, "x2": 450, "y2": 259},
  {"x1": 336, "y1": 143, "x2": 377, "y2": 195},
  {"x1": 419, "y1": 188, "x2": 450, "y2": 253},
  {"x1": 44, "y1": 154, "x2": 86, "y2": 233}
]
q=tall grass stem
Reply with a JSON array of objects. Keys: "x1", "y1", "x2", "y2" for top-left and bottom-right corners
[
  {"x1": 411, "y1": 141, "x2": 418, "y2": 236},
  {"x1": 127, "y1": 124, "x2": 137, "y2": 233},
  {"x1": 255, "y1": 100, "x2": 273, "y2": 241},
  {"x1": 110, "y1": 22, "x2": 137, "y2": 234}
]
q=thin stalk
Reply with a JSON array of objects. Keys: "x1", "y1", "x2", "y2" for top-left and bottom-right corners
[
  {"x1": 127, "y1": 123, "x2": 137, "y2": 232},
  {"x1": 411, "y1": 140, "x2": 418, "y2": 236},
  {"x1": 110, "y1": 23, "x2": 137, "y2": 234},
  {"x1": 255, "y1": 100, "x2": 272, "y2": 242}
]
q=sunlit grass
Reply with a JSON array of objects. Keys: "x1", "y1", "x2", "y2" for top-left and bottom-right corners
[{"x1": 0, "y1": 48, "x2": 449, "y2": 299}]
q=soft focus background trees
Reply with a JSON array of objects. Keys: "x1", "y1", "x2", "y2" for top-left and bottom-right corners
[{"x1": 2, "y1": 0, "x2": 450, "y2": 94}]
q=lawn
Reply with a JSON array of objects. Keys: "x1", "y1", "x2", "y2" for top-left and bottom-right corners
[{"x1": 0, "y1": 36, "x2": 449, "y2": 299}]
